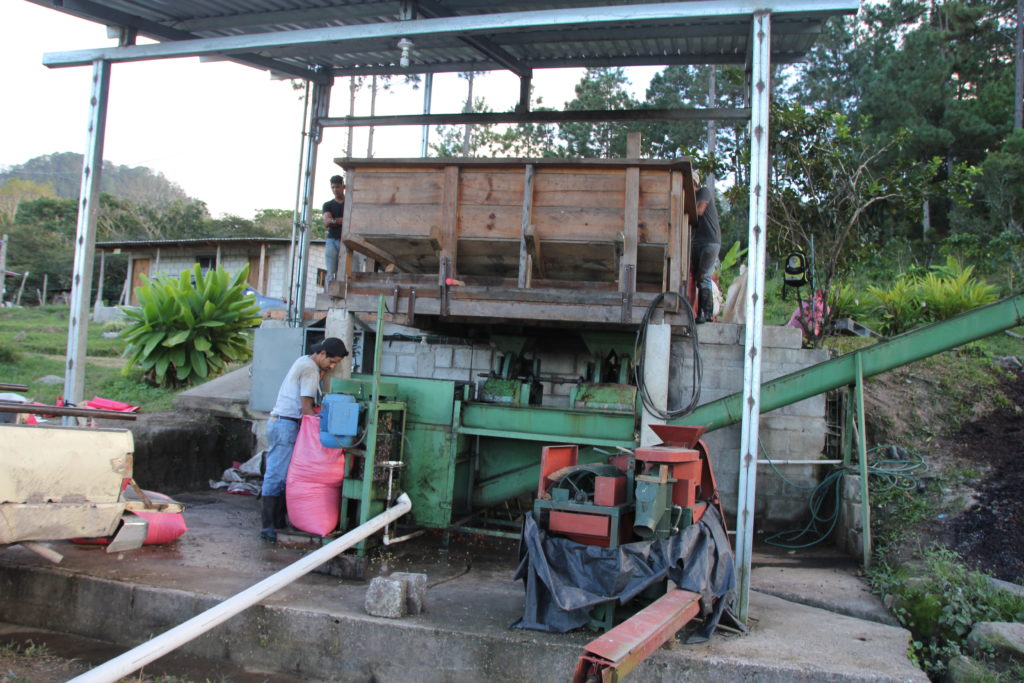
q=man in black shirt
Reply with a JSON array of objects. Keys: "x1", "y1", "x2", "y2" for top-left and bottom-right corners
[
  {"x1": 322, "y1": 175, "x2": 345, "y2": 287},
  {"x1": 692, "y1": 184, "x2": 720, "y2": 324}
]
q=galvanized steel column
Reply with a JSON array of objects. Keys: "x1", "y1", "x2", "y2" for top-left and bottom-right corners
[
  {"x1": 293, "y1": 79, "x2": 331, "y2": 324},
  {"x1": 735, "y1": 12, "x2": 771, "y2": 621},
  {"x1": 63, "y1": 59, "x2": 110, "y2": 421}
]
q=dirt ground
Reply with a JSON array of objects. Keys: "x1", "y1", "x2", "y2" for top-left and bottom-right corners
[
  {"x1": 866, "y1": 359, "x2": 1024, "y2": 583},
  {"x1": 946, "y1": 369, "x2": 1024, "y2": 582}
]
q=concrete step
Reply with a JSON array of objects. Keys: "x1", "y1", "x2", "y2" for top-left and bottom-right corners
[{"x1": 0, "y1": 492, "x2": 925, "y2": 682}]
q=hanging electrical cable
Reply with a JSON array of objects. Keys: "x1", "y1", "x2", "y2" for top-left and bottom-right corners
[{"x1": 633, "y1": 291, "x2": 702, "y2": 420}]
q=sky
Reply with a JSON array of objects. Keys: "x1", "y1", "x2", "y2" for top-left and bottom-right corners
[{"x1": 1, "y1": 2, "x2": 660, "y2": 219}]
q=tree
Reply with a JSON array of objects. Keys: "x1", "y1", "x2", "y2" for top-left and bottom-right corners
[
  {"x1": 560, "y1": 68, "x2": 638, "y2": 158},
  {"x1": 766, "y1": 105, "x2": 942, "y2": 346},
  {"x1": 0, "y1": 152, "x2": 191, "y2": 206},
  {"x1": 0, "y1": 178, "x2": 56, "y2": 224}
]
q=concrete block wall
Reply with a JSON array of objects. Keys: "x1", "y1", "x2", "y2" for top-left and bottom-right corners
[
  {"x1": 361, "y1": 319, "x2": 831, "y2": 529},
  {"x1": 838, "y1": 473, "x2": 867, "y2": 563},
  {"x1": 365, "y1": 323, "x2": 590, "y2": 406},
  {"x1": 670, "y1": 322, "x2": 830, "y2": 530}
]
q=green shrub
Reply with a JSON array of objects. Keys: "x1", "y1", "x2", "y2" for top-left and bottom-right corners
[
  {"x1": 870, "y1": 547, "x2": 1024, "y2": 677},
  {"x1": 0, "y1": 342, "x2": 21, "y2": 364},
  {"x1": 120, "y1": 264, "x2": 262, "y2": 387},
  {"x1": 868, "y1": 275, "x2": 923, "y2": 335},
  {"x1": 866, "y1": 257, "x2": 997, "y2": 336}
]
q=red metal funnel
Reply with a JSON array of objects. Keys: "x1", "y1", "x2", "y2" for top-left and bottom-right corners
[{"x1": 649, "y1": 424, "x2": 706, "y2": 447}]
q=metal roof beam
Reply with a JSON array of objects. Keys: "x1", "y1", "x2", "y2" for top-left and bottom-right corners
[
  {"x1": 319, "y1": 107, "x2": 750, "y2": 127},
  {"x1": 27, "y1": 0, "x2": 329, "y2": 82},
  {"x1": 42, "y1": 1, "x2": 860, "y2": 69},
  {"x1": 326, "y1": 50, "x2": 809, "y2": 77},
  {"x1": 414, "y1": 0, "x2": 532, "y2": 77}
]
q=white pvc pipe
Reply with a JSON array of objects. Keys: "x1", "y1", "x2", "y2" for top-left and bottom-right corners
[{"x1": 70, "y1": 493, "x2": 412, "y2": 683}]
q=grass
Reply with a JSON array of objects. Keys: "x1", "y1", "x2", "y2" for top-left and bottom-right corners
[
  {"x1": 0, "y1": 305, "x2": 244, "y2": 413},
  {"x1": 869, "y1": 547, "x2": 1024, "y2": 679}
]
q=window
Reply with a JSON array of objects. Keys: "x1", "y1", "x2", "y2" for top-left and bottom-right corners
[
  {"x1": 196, "y1": 255, "x2": 216, "y2": 274},
  {"x1": 316, "y1": 268, "x2": 327, "y2": 288}
]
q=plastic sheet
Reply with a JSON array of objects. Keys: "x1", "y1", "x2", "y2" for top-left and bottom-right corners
[{"x1": 512, "y1": 505, "x2": 742, "y2": 642}]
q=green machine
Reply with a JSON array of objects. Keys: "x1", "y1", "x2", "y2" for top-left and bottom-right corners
[{"x1": 325, "y1": 301, "x2": 644, "y2": 553}]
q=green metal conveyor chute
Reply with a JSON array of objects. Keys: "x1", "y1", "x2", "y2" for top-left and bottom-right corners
[{"x1": 673, "y1": 293, "x2": 1024, "y2": 432}]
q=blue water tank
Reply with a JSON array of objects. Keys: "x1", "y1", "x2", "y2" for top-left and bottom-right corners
[{"x1": 320, "y1": 393, "x2": 361, "y2": 448}]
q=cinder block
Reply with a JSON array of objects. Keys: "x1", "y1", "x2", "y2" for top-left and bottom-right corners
[
  {"x1": 415, "y1": 349, "x2": 435, "y2": 376},
  {"x1": 380, "y1": 354, "x2": 397, "y2": 374},
  {"x1": 542, "y1": 353, "x2": 578, "y2": 375},
  {"x1": 434, "y1": 347, "x2": 453, "y2": 368},
  {"x1": 364, "y1": 577, "x2": 408, "y2": 618},
  {"x1": 433, "y1": 366, "x2": 471, "y2": 382},
  {"x1": 390, "y1": 572, "x2": 427, "y2": 615},
  {"x1": 471, "y1": 348, "x2": 493, "y2": 371},
  {"x1": 761, "y1": 324, "x2": 803, "y2": 349},
  {"x1": 843, "y1": 474, "x2": 862, "y2": 503},
  {"x1": 453, "y1": 348, "x2": 473, "y2": 370},
  {"x1": 397, "y1": 354, "x2": 417, "y2": 375},
  {"x1": 692, "y1": 323, "x2": 742, "y2": 346}
]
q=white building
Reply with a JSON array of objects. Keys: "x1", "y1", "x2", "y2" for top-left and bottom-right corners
[{"x1": 96, "y1": 237, "x2": 326, "y2": 312}]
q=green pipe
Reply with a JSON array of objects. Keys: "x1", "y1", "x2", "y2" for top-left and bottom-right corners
[{"x1": 674, "y1": 294, "x2": 1024, "y2": 431}]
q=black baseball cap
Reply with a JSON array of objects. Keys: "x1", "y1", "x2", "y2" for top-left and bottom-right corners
[{"x1": 315, "y1": 337, "x2": 348, "y2": 358}]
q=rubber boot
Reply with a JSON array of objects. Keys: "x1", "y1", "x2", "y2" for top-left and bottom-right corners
[
  {"x1": 260, "y1": 495, "x2": 278, "y2": 542},
  {"x1": 696, "y1": 287, "x2": 713, "y2": 324},
  {"x1": 273, "y1": 495, "x2": 288, "y2": 530}
]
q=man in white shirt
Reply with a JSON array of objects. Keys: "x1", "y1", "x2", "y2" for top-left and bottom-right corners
[{"x1": 261, "y1": 337, "x2": 348, "y2": 541}]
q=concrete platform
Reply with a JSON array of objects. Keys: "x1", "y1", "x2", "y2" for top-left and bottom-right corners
[{"x1": 0, "y1": 491, "x2": 926, "y2": 682}]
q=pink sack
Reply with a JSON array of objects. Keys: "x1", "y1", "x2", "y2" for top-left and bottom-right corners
[{"x1": 286, "y1": 415, "x2": 346, "y2": 536}]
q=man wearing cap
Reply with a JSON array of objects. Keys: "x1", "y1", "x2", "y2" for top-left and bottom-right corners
[{"x1": 261, "y1": 337, "x2": 349, "y2": 541}]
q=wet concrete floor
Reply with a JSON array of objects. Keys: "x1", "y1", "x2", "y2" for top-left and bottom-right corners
[{"x1": 0, "y1": 491, "x2": 926, "y2": 682}]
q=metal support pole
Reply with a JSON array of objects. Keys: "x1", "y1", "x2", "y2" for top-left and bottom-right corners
[
  {"x1": 64, "y1": 59, "x2": 110, "y2": 422},
  {"x1": 357, "y1": 295, "x2": 388, "y2": 554},
  {"x1": 420, "y1": 73, "x2": 434, "y2": 157},
  {"x1": 293, "y1": 79, "x2": 332, "y2": 325},
  {"x1": 854, "y1": 353, "x2": 872, "y2": 567},
  {"x1": 734, "y1": 12, "x2": 771, "y2": 622}
]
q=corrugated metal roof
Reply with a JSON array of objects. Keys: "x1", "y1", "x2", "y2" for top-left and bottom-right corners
[{"x1": 32, "y1": 1, "x2": 858, "y2": 80}]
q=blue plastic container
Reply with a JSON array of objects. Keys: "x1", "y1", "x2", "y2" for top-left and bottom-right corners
[{"x1": 320, "y1": 393, "x2": 361, "y2": 448}]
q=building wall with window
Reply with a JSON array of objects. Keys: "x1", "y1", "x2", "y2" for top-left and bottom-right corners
[{"x1": 100, "y1": 240, "x2": 326, "y2": 311}]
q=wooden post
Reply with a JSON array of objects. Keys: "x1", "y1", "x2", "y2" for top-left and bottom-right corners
[
  {"x1": 258, "y1": 243, "x2": 267, "y2": 292},
  {"x1": 620, "y1": 132, "x2": 641, "y2": 318},
  {"x1": 40, "y1": 273, "x2": 48, "y2": 306},
  {"x1": 94, "y1": 250, "x2": 105, "y2": 308},
  {"x1": 0, "y1": 234, "x2": 6, "y2": 304},
  {"x1": 0, "y1": 232, "x2": 6, "y2": 305},
  {"x1": 154, "y1": 246, "x2": 161, "y2": 272},
  {"x1": 517, "y1": 164, "x2": 535, "y2": 289},
  {"x1": 667, "y1": 170, "x2": 684, "y2": 294},
  {"x1": 439, "y1": 165, "x2": 460, "y2": 285},
  {"x1": 215, "y1": 244, "x2": 222, "y2": 270},
  {"x1": 123, "y1": 256, "x2": 133, "y2": 306},
  {"x1": 15, "y1": 271, "x2": 29, "y2": 306}
]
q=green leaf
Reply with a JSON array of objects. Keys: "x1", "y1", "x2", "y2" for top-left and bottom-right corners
[{"x1": 163, "y1": 330, "x2": 190, "y2": 347}]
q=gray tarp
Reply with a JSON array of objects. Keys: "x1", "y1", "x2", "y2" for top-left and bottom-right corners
[{"x1": 512, "y1": 505, "x2": 742, "y2": 642}]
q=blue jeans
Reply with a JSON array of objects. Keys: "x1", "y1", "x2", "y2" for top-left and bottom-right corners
[
  {"x1": 262, "y1": 417, "x2": 300, "y2": 497},
  {"x1": 693, "y1": 243, "x2": 720, "y2": 290},
  {"x1": 325, "y1": 237, "x2": 341, "y2": 285}
]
